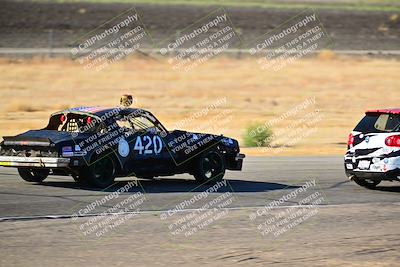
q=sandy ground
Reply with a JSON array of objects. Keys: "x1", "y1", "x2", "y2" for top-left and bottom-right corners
[{"x1": 0, "y1": 55, "x2": 399, "y2": 156}]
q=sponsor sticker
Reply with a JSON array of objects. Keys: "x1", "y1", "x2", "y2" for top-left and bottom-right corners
[
  {"x1": 118, "y1": 138, "x2": 130, "y2": 157},
  {"x1": 62, "y1": 146, "x2": 74, "y2": 157}
]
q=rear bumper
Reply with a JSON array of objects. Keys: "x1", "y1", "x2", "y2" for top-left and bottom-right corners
[
  {"x1": 345, "y1": 168, "x2": 400, "y2": 181},
  {"x1": 344, "y1": 155, "x2": 400, "y2": 181},
  {"x1": 0, "y1": 156, "x2": 70, "y2": 168}
]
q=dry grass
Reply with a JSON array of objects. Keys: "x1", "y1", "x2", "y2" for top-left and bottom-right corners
[
  {"x1": 0, "y1": 55, "x2": 399, "y2": 156},
  {"x1": 317, "y1": 49, "x2": 336, "y2": 60},
  {"x1": 6, "y1": 100, "x2": 48, "y2": 112}
]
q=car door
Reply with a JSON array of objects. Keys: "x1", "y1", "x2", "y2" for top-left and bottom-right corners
[{"x1": 122, "y1": 114, "x2": 173, "y2": 175}]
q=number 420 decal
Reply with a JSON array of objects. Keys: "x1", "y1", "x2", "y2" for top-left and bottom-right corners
[{"x1": 134, "y1": 135, "x2": 163, "y2": 155}]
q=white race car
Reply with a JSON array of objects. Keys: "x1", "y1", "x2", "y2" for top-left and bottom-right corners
[{"x1": 344, "y1": 109, "x2": 400, "y2": 189}]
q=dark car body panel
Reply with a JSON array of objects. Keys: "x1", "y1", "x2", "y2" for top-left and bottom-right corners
[{"x1": 0, "y1": 106, "x2": 244, "y2": 179}]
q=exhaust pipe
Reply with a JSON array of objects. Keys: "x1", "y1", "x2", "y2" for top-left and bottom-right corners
[{"x1": 348, "y1": 175, "x2": 355, "y2": 180}]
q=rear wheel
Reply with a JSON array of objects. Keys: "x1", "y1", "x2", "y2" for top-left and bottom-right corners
[
  {"x1": 193, "y1": 150, "x2": 225, "y2": 183},
  {"x1": 353, "y1": 177, "x2": 381, "y2": 189},
  {"x1": 18, "y1": 168, "x2": 49, "y2": 183},
  {"x1": 81, "y1": 155, "x2": 116, "y2": 188}
]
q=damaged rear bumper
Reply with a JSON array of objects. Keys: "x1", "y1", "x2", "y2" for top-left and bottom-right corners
[{"x1": 0, "y1": 156, "x2": 70, "y2": 168}]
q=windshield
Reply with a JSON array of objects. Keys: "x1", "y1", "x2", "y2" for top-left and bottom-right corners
[{"x1": 354, "y1": 113, "x2": 400, "y2": 133}]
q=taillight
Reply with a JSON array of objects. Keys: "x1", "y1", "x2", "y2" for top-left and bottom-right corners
[
  {"x1": 385, "y1": 135, "x2": 400, "y2": 147},
  {"x1": 347, "y1": 133, "x2": 354, "y2": 147}
]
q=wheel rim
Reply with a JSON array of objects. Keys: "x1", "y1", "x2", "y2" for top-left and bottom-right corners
[
  {"x1": 202, "y1": 152, "x2": 223, "y2": 179},
  {"x1": 30, "y1": 169, "x2": 49, "y2": 179},
  {"x1": 27, "y1": 169, "x2": 36, "y2": 177},
  {"x1": 92, "y1": 157, "x2": 115, "y2": 183}
]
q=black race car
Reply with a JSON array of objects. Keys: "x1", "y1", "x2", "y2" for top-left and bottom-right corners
[{"x1": 0, "y1": 105, "x2": 245, "y2": 188}]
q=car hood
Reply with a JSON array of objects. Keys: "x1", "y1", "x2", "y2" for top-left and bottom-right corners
[{"x1": 170, "y1": 130, "x2": 239, "y2": 148}]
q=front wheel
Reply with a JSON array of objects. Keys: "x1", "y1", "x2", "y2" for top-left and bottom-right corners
[
  {"x1": 18, "y1": 168, "x2": 49, "y2": 183},
  {"x1": 81, "y1": 155, "x2": 116, "y2": 188},
  {"x1": 353, "y1": 177, "x2": 381, "y2": 189},
  {"x1": 193, "y1": 150, "x2": 225, "y2": 183}
]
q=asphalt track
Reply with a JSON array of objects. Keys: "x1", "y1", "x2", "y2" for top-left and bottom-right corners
[
  {"x1": 0, "y1": 156, "x2": 399, "y2": 219},
  {"x1": 0, "y1": 157, "x2": 399, "y2": 266}
]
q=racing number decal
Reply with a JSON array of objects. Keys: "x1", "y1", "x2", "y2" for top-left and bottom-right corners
[
  {"x1": 143, "y1": 136, "x2": 152, "y2": 154},
  {"x1": 134, "y1": 135, "x2": 163, "y2": 155}
]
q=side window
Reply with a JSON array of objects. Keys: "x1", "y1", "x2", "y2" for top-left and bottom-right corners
[
  {"x1": 130, "y1": 116, "x2": 160, "y2": 134},
  {"x1": 386, "y1": 114, "x2": 400, "y2": 131},
  {"x1": 115, "y1": 117, "x2": 136, "y2": 136},
  {"x1": 374, "y1": 114, "x2": 388, "y2": 131},
  {"x1": 116, "y1": 118, "x2": 134, "y2": 130}
]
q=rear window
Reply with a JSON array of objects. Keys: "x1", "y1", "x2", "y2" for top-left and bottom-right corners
[
  {"x1": 45, "y1": 113, "x2": 101, "y2": 133},
  {"x1": 354, "y1": 113, "x2": 400, "y2": 133}
]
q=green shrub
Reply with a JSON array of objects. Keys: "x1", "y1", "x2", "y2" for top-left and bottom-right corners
[{"x1": 243, "y1": 122, "x2": 273, "y2": 147}]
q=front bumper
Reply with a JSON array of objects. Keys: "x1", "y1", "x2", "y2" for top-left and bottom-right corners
[
  {"x1": 226, "y1": 153, "x2": 245, "y2": 171},
  {"x1": 0, "y1": 156, "x2": 70, "y2": 168}
]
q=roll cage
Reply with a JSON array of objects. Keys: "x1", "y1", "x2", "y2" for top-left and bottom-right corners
[{"x1": 45, "y1": 108, "x2": 168, "y2": 135}]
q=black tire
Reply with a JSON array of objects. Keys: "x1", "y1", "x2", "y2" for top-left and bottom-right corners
[
  {"x1": 353, "y1": 177, "x2": 381, "y2": 189},
  {"x1": 81, "y1": 155, "x2": 116, "y2": 188},
  {"x1": 18, "y1": 168, "x2": 49, "y2": 183},
  {"x1": 72, "y1": 173, "x2": 87, "y2": 185},
  {"x1": 193, "y1": 150, "x2": 225, "y2": 183}
]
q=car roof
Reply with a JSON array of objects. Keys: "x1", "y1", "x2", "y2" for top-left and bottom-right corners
[
  {"x1": 52, "y1": 106, "x2": 144, "y2": 117},
  {"x1": 366, "y1": 108, "x2": 400, "y2": 115}
]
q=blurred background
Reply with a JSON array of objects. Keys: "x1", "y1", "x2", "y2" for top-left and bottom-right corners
[{"x1": 0, "y1": 0, "x2": 399, "y2": 155}]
